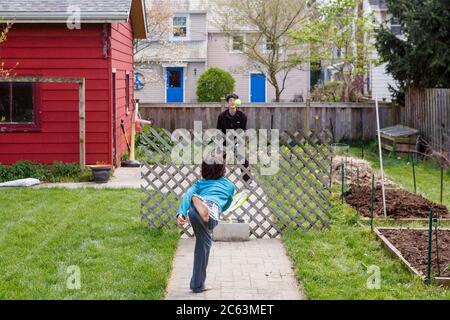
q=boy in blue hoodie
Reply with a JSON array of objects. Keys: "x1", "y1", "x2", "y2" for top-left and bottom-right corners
[{"x1": 177, "y1": 150, "x2": 235, "y2": 293}]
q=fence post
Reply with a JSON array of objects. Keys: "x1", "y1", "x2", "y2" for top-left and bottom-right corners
[
  {"x1": 305, "y1": 99, "x2": 311, "y2": 133},
  {"x1": 221, "y1": 97, "x2": 226, "y2": 113}
]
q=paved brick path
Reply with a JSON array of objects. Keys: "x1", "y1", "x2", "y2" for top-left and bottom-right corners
[{"x1": 165, "y1": 239, "x2": 304, "y2": 300}]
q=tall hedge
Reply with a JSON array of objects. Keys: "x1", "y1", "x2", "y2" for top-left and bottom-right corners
[{"x1": 196, "y1": 68, "x2": 235, "y2": 102}]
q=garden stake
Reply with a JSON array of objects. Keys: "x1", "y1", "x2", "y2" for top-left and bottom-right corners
[
  {"x1": 341, "y1": 159, "x2": 345, "y2": 201},
  {"x1": 330, "y1": 156, "x2": 333, "y2": 188},
  {"x1": 427, "y1": 208, "x2": 433, "y2": 285},
  {"x1": 357, "y1": 167, "x2": 360, "y2": 187},
  {"x1": 411, "y1": 154, "x2": 416, "y2": 194},
  {"x1": 371, "y1": 174, "x2": 374, "y2": 231},
  {"x1": 435, "y1": 220, "x2": 441, "y2": 276},
  {"x1": 361, "y1": 142, "x2": 364, "y2": 159},
  {"x1": 440, "y1": 167, "x2": 444, "y2": 204}
]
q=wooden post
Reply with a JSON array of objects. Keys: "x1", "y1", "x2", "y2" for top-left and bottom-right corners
[
  {"x1": 79, "y1": 79, "x2": 86, "y2": 171},
  {"x1": 221, "y1": 97, "x2": 226, "y2": 112},
  {"x1": 305, "y1": 99, "x2": 311, "y2": 133},
  {"x1": 130, "y1": 99, "x2": 139, "y2": 161}
]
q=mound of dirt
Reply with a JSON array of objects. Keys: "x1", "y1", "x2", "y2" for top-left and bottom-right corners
[
  {"x1": 331, "y1": 156, "x2": 396, "y2": 187},
  {"x1": 380, "y1": 229, "x2": 450, "y2": 278},
  {"x1": 344, "y1": 185, "x2": 450, "y2": 219}
]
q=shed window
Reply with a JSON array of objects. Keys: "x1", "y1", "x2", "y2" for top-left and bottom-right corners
[{"x1": 0, "y1": 82, "x2": 39, "y2": 131}]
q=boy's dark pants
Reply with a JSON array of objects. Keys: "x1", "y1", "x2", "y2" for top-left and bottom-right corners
[{"x1": 188, "y1": 206, "x2": 219, "y2": 293}]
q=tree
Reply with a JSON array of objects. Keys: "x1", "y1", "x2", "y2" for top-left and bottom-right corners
[
  {"x1": 0, "y1": 20, "x2": 14, "y2": 78},
  {"x1": 133, "y1": 0, "x2": 184, "y2": 86},
  {"x1": 375, "y1": 0, "x2": 450, "y2": 103},
  {"x1": 211, "y1": 0, "x2": 313, "y2": 102},
  {"x1": 291, "y1": 0, "x2": 377, "y2": 102},
  {"x1": 197, "y1": 68, "x2": 235, "y2": 102}
]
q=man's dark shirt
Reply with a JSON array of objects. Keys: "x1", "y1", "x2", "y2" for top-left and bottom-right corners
[{"x1": 217, "y1": 109, "x2": 247, "y2": 134}]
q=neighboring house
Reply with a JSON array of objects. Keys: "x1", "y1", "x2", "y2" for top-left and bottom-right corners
[
  {"x1": 135, "y1": 0, "x2": 208, "y2": 103},
  {"x1": 135, "y1": 0, "x2": 308, "y2": 103},
  {"x1": 0, "y1": 0, "x2": 147, "y2": 167},
  {"x1": 309, "y1": 0, "x2": 399, "y2": 102},
  {"x1": 364, "y1": 0, "x2": 399, "y2": 102}
]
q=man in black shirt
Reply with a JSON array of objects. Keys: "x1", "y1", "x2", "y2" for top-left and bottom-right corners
[
  {"x1": 217, "y1": 94, "x2": 247, "y2": 133},
  {"x1": 217, "y1": 93, "x2": 250, "y2": 182}
]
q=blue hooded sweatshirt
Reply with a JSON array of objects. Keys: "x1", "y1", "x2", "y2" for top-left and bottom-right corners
[{"x1": 177, "y1": 177, "x2": 236, "y2": 218}]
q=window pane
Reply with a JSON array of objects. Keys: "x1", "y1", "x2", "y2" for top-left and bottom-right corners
[
  {"x1": 0, "y1": 82, "x2": 11, "y2": 123},
  {"x1": 173, "y1": 16, "x2": 187, "y2": 37},
  {"x1": 169, "y1": 71, "x2": 181, "y2": 88},
  {"x1": 173, "y1": 16, "x2": 187, "y2": 27},
  {"x1": 233, "y1": 36, "x2": 244, "y2": 51},
  {"x1": 173, "y1": 26, "x2": 187, "y2": 37},
  {"x1": 12, "y1": 82, "x2": 34, "y2": 123}
]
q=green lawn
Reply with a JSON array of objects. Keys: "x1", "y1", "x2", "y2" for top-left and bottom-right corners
[
  {"x1": 282, "y1": 147, "x2": 450, "y2": 300},
  {"x1": 0, "y1": 188, "x2": 179, "y2": 300},
  {"x1": 283, "y1": 195, "x2": 450, "y2": 300}
]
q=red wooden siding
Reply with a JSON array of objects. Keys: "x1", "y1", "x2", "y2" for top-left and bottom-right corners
[
  {"x1": 0, "y1": 24, "x2": 112, "y2": 165},
  {"x1": 111, "y1": 21, "x2": 135, "y2": 165}
]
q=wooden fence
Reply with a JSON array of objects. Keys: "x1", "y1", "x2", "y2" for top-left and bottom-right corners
[
  {"x1": 405, "y1": 88, "x2": 450, "y2": 155},
  {"x1": 139, "y1": 102, "x2": 400, "y2": 142}
]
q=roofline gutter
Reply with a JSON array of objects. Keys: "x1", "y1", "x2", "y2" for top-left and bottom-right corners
[{"x1": 0, "y1": 12, "x2": 129, "y2": 23}]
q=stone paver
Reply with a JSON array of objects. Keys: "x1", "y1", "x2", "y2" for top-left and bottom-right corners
[
  {"x1": 35, "y1": 167, "x2": 140, "y2": 189},
  {"x1": 165, "y1": 239, "x2": 304, "y2": 300}
]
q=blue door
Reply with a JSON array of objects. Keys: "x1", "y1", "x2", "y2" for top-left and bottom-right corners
[
  {"x1": 250, "y1": 73, "x2": 266, "y2": 103},
  {"x1": 166, "y1": 67, "x2": 184, "y2": 102}
]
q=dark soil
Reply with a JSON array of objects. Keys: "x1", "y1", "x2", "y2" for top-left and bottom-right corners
[
  {"x1": 344, "y1": 185, "x2": 450, "y2": 219},
  {"x1": 380, "y1": 229, "x2": 450, "y2": 278}
]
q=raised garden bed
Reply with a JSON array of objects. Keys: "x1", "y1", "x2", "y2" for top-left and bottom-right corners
[
  {"x1": 375, "y1": 227, "x2": 450, "y2": 287},
  {"x1": 344, "y1": 185, "x2": 450, "y2": 220}
]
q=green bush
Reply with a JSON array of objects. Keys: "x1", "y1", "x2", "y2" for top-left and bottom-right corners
[
  {"x1": 310, "y1": 81, "x2": 343, "y2": 102},
  {"x1": 135, "y1": 125, "x2": 175, "y2": 162},
  {"x1": 196, "y1": 68, "x2": 235, "y2": 102},
  {"x1": 0, "y1": 161, "x2": 85, "y2": 183}
]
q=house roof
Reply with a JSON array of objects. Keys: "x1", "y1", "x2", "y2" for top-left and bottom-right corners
[{"x1": 0, "y1": 0, "x2": 148, "y2": 38}]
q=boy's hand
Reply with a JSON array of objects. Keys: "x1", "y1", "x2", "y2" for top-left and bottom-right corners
[
  {"x1": 192, "y1": 196, "x2": 210, "y2": 223},
  {"x1": 177, "y1": 214, "x2": 186, "y2": 225}
]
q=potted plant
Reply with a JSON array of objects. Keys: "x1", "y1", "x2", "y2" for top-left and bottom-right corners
[{"x1": 89, "y1": 162, "x2": 113, "y2": 184}]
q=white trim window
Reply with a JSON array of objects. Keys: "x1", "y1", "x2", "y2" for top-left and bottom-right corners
[
  {"x1": 172, "y1": 14, "x2": 189, "y2": 41},
  {"x1": 230, "y1": 35, "x2": 244, "y2": 52}
]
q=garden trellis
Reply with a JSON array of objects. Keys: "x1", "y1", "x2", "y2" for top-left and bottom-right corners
[{"x1": 140, "y1": 127, "x2": 333, "y2": 238}]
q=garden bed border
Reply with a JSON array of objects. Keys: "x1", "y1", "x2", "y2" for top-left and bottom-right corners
[{"x1": 374, "y1": 227, "x2": 450, "y2": 288}]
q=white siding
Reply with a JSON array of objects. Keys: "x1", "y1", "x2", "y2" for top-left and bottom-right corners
[
  {"x1": 135, "y1": 64, "x2": 165, "y2": 103},
  {"x1": 185, "y1": 62, "x2": 207, "y2": 102},
  {"x1": 371, "y1": 62, "x2": 396, "y2": 102},
  {"x1": 190, "y1": 13, "x2": 207, "y2": 41}
]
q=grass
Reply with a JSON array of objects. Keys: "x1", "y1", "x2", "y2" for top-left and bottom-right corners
[
  {"x1": 283, "y1": 195, "x2": 450, "y2": 300},
  {"x1": 348, "y1": 145, "x2": 450, "y2": 208},
  {"x1": 0, "y1": 188, "x2": 179, "y2": 300}
]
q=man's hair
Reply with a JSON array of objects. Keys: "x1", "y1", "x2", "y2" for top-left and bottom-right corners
[
  {"x1": 201, "y1": 150, "x2": 226, "y2": 180},
  {"x1": 226, "y1": 93, "x2": 239, "y2": 103}
]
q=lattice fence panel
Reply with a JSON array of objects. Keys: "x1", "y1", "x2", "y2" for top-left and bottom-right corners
[{"x1": 140, "y1": 128, "x2": 332, "y2": 238}]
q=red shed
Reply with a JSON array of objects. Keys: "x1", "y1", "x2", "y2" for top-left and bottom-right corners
[{"x1": 0, "y1": 0, "x2": 147, "y2": 167}]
